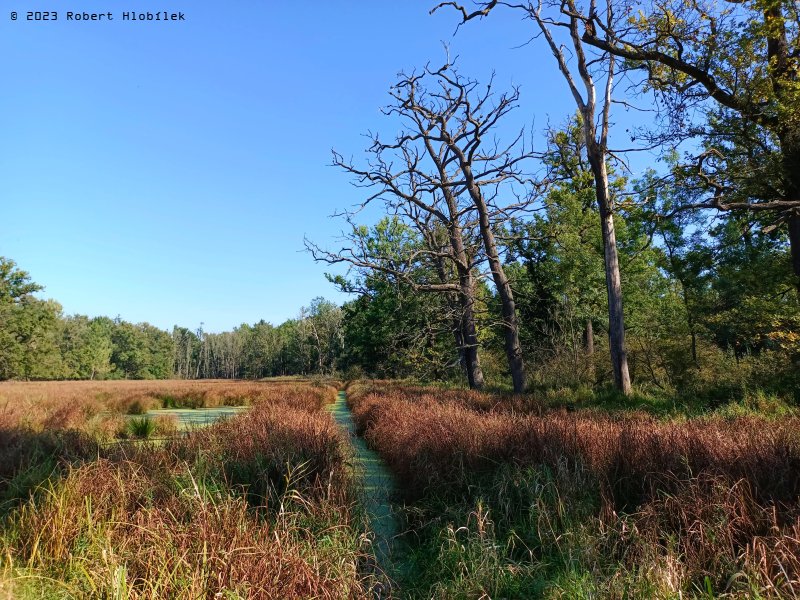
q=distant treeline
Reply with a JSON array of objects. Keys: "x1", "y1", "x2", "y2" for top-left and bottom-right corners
[{"x1": 0, "y1": 257, "x2": 343, "y2": 380}]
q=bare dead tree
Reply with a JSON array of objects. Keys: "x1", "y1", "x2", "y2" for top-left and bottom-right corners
[
  {"x1": 306, "y1": 77, "x2": 489, "y2": 388},
  {"x1": 399, "y1": 64, "x2": 538, "y2": 392},
  {"x1": 309, "y1": 63, "x2": 540, "y2": 392},
  {"x1": 308, "y1": 209, "x2": 486, "y2": 387},
  {"x1": 434, "y1": 0, "x2": 634, "y2": 394}
]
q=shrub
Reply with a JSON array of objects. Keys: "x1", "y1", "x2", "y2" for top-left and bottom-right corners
[{"x1": 127, "y1": 417, "x2": 156, "y2": 439}]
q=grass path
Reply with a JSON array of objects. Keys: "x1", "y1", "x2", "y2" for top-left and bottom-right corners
[
  {"x1": 147, "y1": 393, "x2": 402, "y2": 589},
  {"x1": 147, "y1": 394, "x2": 399, "y2": 567},
  {"x1": 326, "y1": 391, "x2": 399, "y2": 577}
]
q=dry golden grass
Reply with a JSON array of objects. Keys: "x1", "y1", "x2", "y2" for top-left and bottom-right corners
[
  {"x1": 348, "y1": 380, "x2": 800, "y2": 596},
  {"x1": 0, "y1": 380, "x2": 378, "y2": 598},
  {"x1": 0, "y1": 378, "x2": 337, "y2": 431}
]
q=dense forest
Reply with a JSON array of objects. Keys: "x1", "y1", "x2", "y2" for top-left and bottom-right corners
[
  {"x1": 0, "y1": 257, "x2": 344, "y2": 381},
  {"x1": 2, "y1": 0, "x2": 799, "y2": 407}
]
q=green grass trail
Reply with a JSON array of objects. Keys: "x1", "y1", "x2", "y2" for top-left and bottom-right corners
[{"x1": 326, "y1": 391, "x2": 399, "y2": 574}]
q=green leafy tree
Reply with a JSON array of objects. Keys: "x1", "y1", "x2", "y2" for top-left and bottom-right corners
[
  {"x1": 578, "y1": 0, "x2": 800, "y2": 284},
  {"x1": 108, "y1": 320, "x2": 173, "y2": 379},
  {"x1": 0, "y1": 258, "x2": 63, "y2": 380},
  {"x1": 704, "y1": 213, "x2": 799, "y2": 355},
  {"x1": 320, "y1": 216, "x2": 470, "y2": 383},
  {"x1": 506, "y1": 121, "x2": 666, "y2": 387},
  {"x1": 0, "y1": 257, "x2": 42, "y2": 302},
  {"x1": 339, "y1": 273, "x2": 456, "y2": 380},
  {"x1": 60, "y1": 316, "x2": 113, "y2": 379},
  {"x1": 298, "y1": 298, "x2": 344, "y2": 375},
  {"x1": 13, "y1": 298, "x2": 64, "y2": 380}
]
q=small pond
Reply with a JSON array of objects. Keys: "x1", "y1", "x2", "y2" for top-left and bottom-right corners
[{"x1": 144, "y1": 406, "x2": 248, "y2": 430}]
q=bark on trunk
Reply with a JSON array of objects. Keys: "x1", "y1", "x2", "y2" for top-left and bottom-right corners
[
  {"x1": 784, "y1": 146, "x2": 800, "y2": 289},
  {"x1": 583, "y1": 319, "x2": 594, "y2": 356},
  {"x1": 771, "y1": 12, "x2": 800, "y2": 288},
  {"x1": 459, "y1": 295, "x2": 484, "y2": 389},
  {"x1": 584, "y1": 318, "x2": 595, "y2": 384},
  {"x1": 425, "y1": 136, "x2": 487, "y2": 390},
  {"x1": 586, "y1": 142, "x2": 632, "y2": 395},
  {"x1": 435, "y1": 252, "x2": 485, "y2": 390},
  {"x1": 681, "y1": 289, "x2": 699, "y2": 367},
  {"x1": 790, "y1": 213, "x2": 800, "y2": 290},
  {"x1": 463, "y1": 173, "x2": 526, "y2": 393},
  {"x1": 453, "y1": 256, "x2": 485, "y2": 390}
]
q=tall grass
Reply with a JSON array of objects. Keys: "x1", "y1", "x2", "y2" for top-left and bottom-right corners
[
  {"x1": 348, "y1": 382, "x2": 800, "y2": 597},
  {"x1": 0, "y1": 378, "x2": 337, "y2": 420},
  {"x1": 0, "y1": 379, "x2": 377, "y2": 598},
  {"x1": 0, "y1": 380, "x2": 337, "y2": 503}
]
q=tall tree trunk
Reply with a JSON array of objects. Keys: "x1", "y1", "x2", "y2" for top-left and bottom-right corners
[
  {"x1": 463, "y1": 173, "x2": 525, "y2": 393},
  {"x1": 584, "y1": 318, "x2": 595, "y2": 384},
  {"x1": 586, "y1": 141, "x2": 632, "y2": 395},
  {"x1": 584, "y1": 319, "x2": 594, "y2": 355},
  {"x1": 424, "y1": 136, "x2": 487, "y2": 390},
  {"x1": 790, "y1": 213, "x2": 800, "y2": 292},
  {"x1": 681, "y1": 289, "x2": 699, "y2": 367},
  {"x1": 769, "y1": 6, "x2": 800, "y2": 290},
  {"x1": 784, "y1": 145, "x2": 800, "y2": 291},
  {"x1": 435, "y1": 252, "x2": 485, "y2": 389},
  {"x1": 453, "y1": 248, "x2": 484, "y2": 390},
  {"x1": 458, "y1": 278, "x2": 485, "y2": 389}
]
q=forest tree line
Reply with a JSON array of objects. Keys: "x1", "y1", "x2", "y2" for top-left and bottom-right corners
[
  {"x1": 2, "y1": 0, "x2": 798, "y2": 403},
  {"x1": 308, "y1": 0, "x2": 800, "y2": 400},
  {"x1": 0, "y1": 257, "x2": 344, "y2": 381}
]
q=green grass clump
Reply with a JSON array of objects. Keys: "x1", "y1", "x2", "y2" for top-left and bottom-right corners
[{"x1": 127, "y1": 416, "x2": 156, "y2": 438}]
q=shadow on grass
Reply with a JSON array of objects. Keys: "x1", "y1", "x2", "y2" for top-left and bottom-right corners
[{"x1": 0, "y1": 426, "x2": 98, "y2": 514}]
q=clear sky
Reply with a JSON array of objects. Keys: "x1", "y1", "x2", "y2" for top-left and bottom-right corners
[{"x1": 1, "y1": 1, "x2": 652, "y2": 332}]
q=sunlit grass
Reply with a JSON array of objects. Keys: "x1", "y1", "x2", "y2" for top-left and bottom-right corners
[
  {"x1": 348, "y1": 381, "x2": 800, "y2": 598},
  {"x1": 0, "y1": 379, "x2": 381, "y2": 598}
]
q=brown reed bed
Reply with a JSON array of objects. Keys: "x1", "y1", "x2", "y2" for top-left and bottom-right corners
[
  {"x1": 346, "y1": 379, "x2": 541, "y2": 416},
  {"x1": 348, "y1": 382, "x2": 800, "y2": 504},
  {"x1": 0, "y1": 378, "x2": 337, "y2": 426},
  {"x1": 0, "y1": 379, "x2": 339, "y2": 508},
  {"x1": 0, "y1": 384, "x2": 378, "y2": 598},
  {"x1": 347, "y1": 381, "x2": 800, "y2": 597}
]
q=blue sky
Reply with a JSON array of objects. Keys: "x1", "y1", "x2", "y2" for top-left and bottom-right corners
[{"x1": 1, "y1": 1, "x2": 654, "y2": 332}]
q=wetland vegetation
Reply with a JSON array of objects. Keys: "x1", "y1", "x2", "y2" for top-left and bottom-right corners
[{"x1": 2, "y1": 0, "x2": 799, "y2": 596}]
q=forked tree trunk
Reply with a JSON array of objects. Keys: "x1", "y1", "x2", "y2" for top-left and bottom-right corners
[
  {"x1": 435, "y1": 252, "x2": 485, "y2": 389},
  {"x1": 425, "y1": 135, "x2": 487, "y2": 390}
]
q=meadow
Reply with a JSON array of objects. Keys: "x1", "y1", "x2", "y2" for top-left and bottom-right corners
[
  {"x1": 347, "y1": 381, "x2": 800, "y2": 598},
  {"x1": 0, "y1": 379, "x2": 383, "y2": 599},
  {"x1": 2, "y1": 378, "x2": 800, "y2": 598}
]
